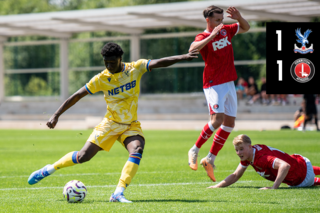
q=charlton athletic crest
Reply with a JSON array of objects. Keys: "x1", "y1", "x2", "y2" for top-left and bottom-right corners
[
  {"x1": 290, "y1": 58, "x2": 315, "y2": 83},
  {"x1": 294, "y1": 28, "x2": 314, "y2": 54},
  {"x1": 220, "y1": 29, "x2": 227, "y2": 36}
]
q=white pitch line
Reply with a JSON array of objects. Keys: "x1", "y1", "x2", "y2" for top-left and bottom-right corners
[
  {"x1": 0, "y1": 170, "x2": 254, "y2": 179},
  {"x1": 0, "y1": 180, "x2": 263, "y2": 191}
]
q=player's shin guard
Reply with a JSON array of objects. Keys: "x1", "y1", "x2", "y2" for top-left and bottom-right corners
[
  {"x1": 53, "y1": 151, "x2": 80, "y2": 170},
  {"x1": 209, "y1": 125, "x2": 233, "y2": 156},
  {"x1": 313, "y1": 166, "x2": 320, "y2": 175},
  {"x1": 118, "y1": 153, "x2": 142, "y2": 189},
  {"x1": 313, "y1": 177, "x2": 320, "y2": 186},
  {"x1": 195, "y1": 122, "x2": 215, "y2": 148}
]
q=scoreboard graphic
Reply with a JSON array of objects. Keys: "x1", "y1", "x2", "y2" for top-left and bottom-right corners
[{"x1": 266, "y1": 22, "x2": 319, "y2": 94}]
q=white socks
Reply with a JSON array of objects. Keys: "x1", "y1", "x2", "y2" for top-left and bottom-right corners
[
  {"x1": 207, "y1": 152, "x2": 216, "y2": 163},
  {"x1": 207, "y1": 121, "x2": 214, "y2": 132},
  {"x1": 220, "y1": 124, "x2": 234, "y2": 133},
  {"x1": 46, "y1": 165, "x2": 56, "y2": 175},
  {"x1": 114, "y1": 187, "x2": 125, "y2": 195},
  {"x1": 190, "y1": 145, "x2": 200, "y2": 154}
]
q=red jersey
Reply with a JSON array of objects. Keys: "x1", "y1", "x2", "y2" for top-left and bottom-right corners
[
  {"x1": 240, "y1": 144, "x2": 307, "y2": 186},
  {"x1": 194, "y1": 23, "x2": 239, "y2": 88}
]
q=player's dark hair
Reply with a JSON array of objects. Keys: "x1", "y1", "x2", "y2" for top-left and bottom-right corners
[
  {"x1": 101, "y1": 42, "x2": 124, "y2": 58},
  {"x1": 203, "y1": 5, "x2": 223, "y2": 18}
]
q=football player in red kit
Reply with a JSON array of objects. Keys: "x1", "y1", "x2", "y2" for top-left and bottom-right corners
[
  {"x1": 208, "y1": 134, "x2": 320, "y2": 189},
  {"x1": 188, "y1": 5, "x2": 250, "y2": 182}
]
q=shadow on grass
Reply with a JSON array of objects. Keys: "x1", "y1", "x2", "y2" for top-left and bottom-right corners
[
  {"x1": 229, "y1": 185, "x2": 320, "y2": 190},
  {"x1": 229, "y1": 186, "x2": 261, "y2": 189},
  {"x1": 87, "y1": 199, "x2": 280, "y2": 204},
  {"x1": 132, "y1": 199, "x2": 210, "y2": 203},
  {"x1": 57, "y1": 199, "x2": 214, "y2": 203},
  {"x1": 279, "y1": 186, "x2": 320, "y2": 190},
  {"x1": 71, "y1": 199, "x2": 211, "y2": 203},
  {"x1": 56, "y1": 186, "x2": 319, "y2": 204},
  {"x1": 57, "y1": 199, "x2": 282, "y2": 204}
]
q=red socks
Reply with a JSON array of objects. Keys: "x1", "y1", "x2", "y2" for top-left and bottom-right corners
[
  {"x1": 210, "y1": 125, "x2": 233, "y2": 156},
  {"x1": 195, "y1": 122, "x2": 214, "y2": 148},
  {"x1": 313, "y1": 166, "x2": 320, "y2": 186},
  {"x1": 313, "y1": 166, "x2": 320, "y2": 175},
  {"x1": 195, "y1": 123, "x2": 233, "y2": 156},
  {"x1": 314, "y1": 177, "x2": 320, "y2": 186}
]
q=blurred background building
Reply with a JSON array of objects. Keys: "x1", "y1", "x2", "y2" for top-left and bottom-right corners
[{"x1": 0, "y1": 0, "x2": 319, "y2": 130}]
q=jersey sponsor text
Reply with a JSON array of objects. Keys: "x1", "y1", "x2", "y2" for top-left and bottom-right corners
[
  {"x1": 108, "y1": 80, "x2": 136, "y2": 96},
  {"x1": 212, "y1": 37, "x2": 231, "y2": 51}
]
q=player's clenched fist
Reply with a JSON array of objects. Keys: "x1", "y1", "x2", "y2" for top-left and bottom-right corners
[{"x1": 47, "y1": 115, "x2": 59, "y2": 129}]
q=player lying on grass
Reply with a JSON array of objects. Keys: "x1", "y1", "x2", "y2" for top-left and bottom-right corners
[
  {"x1": 28, "y1": 42, "x2": 199, "y2": 203},
  {"x1": 188, "y1": 5, "x2": 250, "y2": 182},
  {"x1": 208, "y1": 134, "x2": 320, "y2": 189}
]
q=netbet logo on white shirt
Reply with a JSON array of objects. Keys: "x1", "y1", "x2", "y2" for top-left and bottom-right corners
[{"x1": 212, "y1": 36, "x2": 231, "y2": 51}]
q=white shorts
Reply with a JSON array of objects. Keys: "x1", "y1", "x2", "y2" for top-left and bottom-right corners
[
  {"x1": 290, "y1": 156, "x2": 315, "y2": 187},
  {"x1": 203, "y1": 81, "x2": 237, "y2": 117}
]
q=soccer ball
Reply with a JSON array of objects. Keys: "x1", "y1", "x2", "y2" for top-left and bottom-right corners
[{"x1": 63, "y1": 180, "x2": 87, "y2": 203}]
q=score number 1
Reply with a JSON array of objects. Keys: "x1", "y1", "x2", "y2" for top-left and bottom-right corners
[
  {"x1": 276, "y1": 30, "x2": 282, "y2": 51},
  {"x1": 277, "y1": 60, "x2": 282, "y2": 81},
  {"x1": 276, "y1": 30, "x2": 282, "y2": 81}
]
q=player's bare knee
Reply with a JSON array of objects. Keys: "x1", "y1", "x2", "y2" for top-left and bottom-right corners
[
  {"x1": 211, "y1": 116, "x2": 224, "y2": 127},
  {"x1": 77, "y1": 151, "x2": 92, "y2": 163},
  {"x1": 224, "y1": 121, "x2": 235, "y2": 128},
  {"x1": 133, "y1": 145, "x2": 144, "y2": 155},
  {"x1": 127, "y1": 141, "x2": 144, "y2": 154},
  {"x1": 228, "y1": 124, "x2": 235, "y2": 129}
]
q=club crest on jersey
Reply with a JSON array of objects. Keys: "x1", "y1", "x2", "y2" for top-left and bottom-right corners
[
  {"x1": 294, "y1": 28, "x2": 314, "y2": 54},
  {"x1": 220, "y1": 29, "x2": 227, "y2": 36},
  {"x1": 290, "y1": 58, "x2": 315, "y2": 83},
  {"x1": 108, "y1": 77, "x2": 111, "y2": 82},
  {"x1": 124, "y1": 70, "x2": 130, "y2": 77}
]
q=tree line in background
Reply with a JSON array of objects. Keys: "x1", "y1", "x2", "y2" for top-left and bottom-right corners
[{"x1": 3, "y1": 0, "x2": 267, "y2": 96}]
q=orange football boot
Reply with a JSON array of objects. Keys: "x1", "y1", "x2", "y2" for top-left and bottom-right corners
[{"x1": 200, "y1": 157, "x2": 216, "y2": 182}]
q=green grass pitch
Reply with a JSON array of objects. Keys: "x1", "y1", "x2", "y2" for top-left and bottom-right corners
[{"x1": 0, "y1": 129, "x2": 319, "y2": 212}]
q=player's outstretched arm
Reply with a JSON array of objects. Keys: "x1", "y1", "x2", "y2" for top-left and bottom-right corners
[
  {"x1": 208, "y1": 164, "x2": 246, "y2": 188},
  {"x1": 46, "y1": 86, "x2": 89, "y2": 129},
  {"x1": 260, "y1": 159, "x2": 290, "y2": 190},
  {"x1": 226, "y1": 7, "x2": 250, "y2": 34},
  {"x1": 148, "y1": 49, "x2": 199, "y2": 69},
  {"x1": 189, "y1": 23, "x2": 223, "y2": 52}
]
